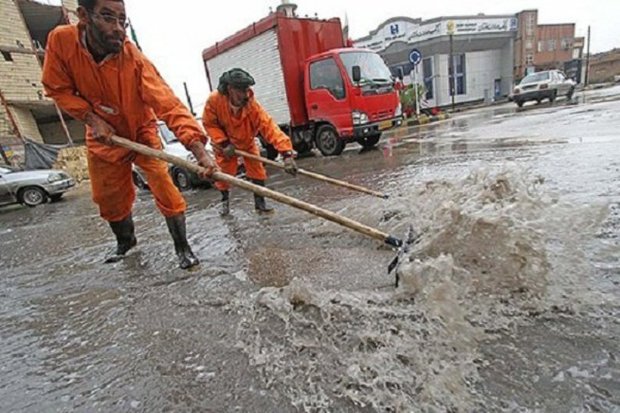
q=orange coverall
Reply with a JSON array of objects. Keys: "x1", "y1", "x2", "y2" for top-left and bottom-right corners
[
  {"x1": 201, "y1": 91, "x2": 293, "y2": 191},
  {"x1": 42, "y1": 24, "x2": 206, "y2": 222}
]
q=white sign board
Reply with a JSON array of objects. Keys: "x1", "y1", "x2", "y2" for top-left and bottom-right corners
[{"x1": 355, "y1": 17, "x2": 518, "y2": 52}]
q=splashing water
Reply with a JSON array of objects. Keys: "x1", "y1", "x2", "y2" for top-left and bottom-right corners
[{"x1": 230, "y1": 166, "x2": 610, "y2": 412}]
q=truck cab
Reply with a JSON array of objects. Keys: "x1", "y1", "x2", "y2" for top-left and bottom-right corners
[
  {"x1": 203, "y1": 13, "x2": 402, "y2": 158},
  {"x1": 305, "y1": 48, "x2": 402, "y2": 156}
]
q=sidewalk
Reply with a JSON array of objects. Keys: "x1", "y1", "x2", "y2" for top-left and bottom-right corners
[{"x1": 405, "y1": 112, "x2": 450, "y2": 126}]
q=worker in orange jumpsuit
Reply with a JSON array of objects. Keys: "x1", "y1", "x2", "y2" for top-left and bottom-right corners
[
  {"x1": 42, "y1": 0, "x2": 218, "y2": 269},
  {"x1": 202, "y1": 68, "x2": 297, "y2": 215}
]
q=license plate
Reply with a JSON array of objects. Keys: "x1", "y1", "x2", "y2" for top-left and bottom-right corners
[{"x1": 378, "y1": 120, "x2": 393, "y2": 130}]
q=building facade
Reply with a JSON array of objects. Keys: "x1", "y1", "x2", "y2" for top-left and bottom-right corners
[
  {"x1": 0, "y1": 0, "x2": 82, "y2": 163},
  {"x1": 514, "y1": 10, "x2": 583, "y2": 81},
  {"x1": 588, "y1": 49, "x2": 620, "y2": 84},
  {"x1": 354, "y1": 10, "x2": 583, "y2": 108},
  {"x1": 354, "y1": 15, "x2": 518, "y2": 108}
]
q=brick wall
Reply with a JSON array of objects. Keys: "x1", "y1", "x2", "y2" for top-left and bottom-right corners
[
  {"x1": 536, "y1": 24, "x2": 575, "y2": 69},
  {"x1": 0, "y1": 0, "x2": 45, "y2": 102},
  {"x1": 62, "y1": 0, "x2": 80, "y2": 23},
  {"x1": 12, "y1": 106, "x2": 42, "y2": 141},
  {"x1": 589, "y1": 49, "x2": 620, "y2": 83}
]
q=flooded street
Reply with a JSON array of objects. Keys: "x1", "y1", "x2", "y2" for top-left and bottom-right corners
[{"x1": 1, "y1": 86, "x2": 619, "y2": 412}]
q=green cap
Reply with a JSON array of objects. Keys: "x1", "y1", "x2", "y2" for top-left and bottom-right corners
[{"x1": 217, "y1": 68, "x2": 255, "y2": 94}]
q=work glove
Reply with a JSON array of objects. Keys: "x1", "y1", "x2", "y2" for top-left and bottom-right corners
[
  {"x1": 282, "y1": 152, "x2": 298, "y2": 176},
  {"x1": 222, "y1": 143, "x2": 236, "y2": 159}
]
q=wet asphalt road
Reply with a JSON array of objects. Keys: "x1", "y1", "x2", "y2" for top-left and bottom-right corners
[{"x1": 1, "y1": 86, "x2": 619, "y2": 412}]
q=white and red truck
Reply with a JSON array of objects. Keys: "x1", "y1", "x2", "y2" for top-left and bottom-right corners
[{"x1": 202, "y1": 4, "x2": 402, "y2": 157}]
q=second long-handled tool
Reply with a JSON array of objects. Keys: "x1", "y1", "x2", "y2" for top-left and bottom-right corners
[
  {"x1": 227, "y1": 146, "x2": 389, "y2": 199},
  {"x1": 111, "y1": 135, "x2": 416, "y2": 282}
]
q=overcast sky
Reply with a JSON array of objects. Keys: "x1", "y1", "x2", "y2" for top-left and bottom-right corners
[{"x1": 50, "y1": 0, "x2": 620, "y2": 113}]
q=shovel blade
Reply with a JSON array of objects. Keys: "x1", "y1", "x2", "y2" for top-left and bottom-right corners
[{"x1": 387, "y1": 225, "x2": 419, "y2": 287}]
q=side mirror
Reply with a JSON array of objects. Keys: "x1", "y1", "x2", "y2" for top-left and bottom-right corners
[{"x1": 352, "y1": 66, "x2": 361, "y2": 83}]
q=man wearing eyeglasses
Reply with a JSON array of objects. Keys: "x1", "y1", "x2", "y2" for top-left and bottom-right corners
[{"x1": 42, "y1": 0, "x2": 218, "y2": 270}]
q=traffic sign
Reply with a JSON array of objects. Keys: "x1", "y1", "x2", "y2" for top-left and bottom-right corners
[{"x1": 408, "y1": 49, "x2": 422, "y2": 65}]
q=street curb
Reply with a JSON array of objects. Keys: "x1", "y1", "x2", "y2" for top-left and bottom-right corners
[{"x1": 405, "y1": 112, "x2": 449, "y2": 126}]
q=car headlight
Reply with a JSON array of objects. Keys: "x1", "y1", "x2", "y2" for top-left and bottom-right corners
[
  {"x1": 352, "y1": 110, "x2": 369, "y2": 125},
  {"x1": 48, "y1": 173, "x2": 63, "y2": 183},
  {"x1": 394, "y1": 103, "x2": 402, "y2": 117}
]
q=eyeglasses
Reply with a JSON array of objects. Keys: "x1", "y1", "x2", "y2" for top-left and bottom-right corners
[{"x1": 90, "y1": 12, "x2": 129, "y2": 29}]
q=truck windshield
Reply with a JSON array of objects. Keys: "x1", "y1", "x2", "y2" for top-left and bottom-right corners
[{"x1": 339, "y1": 52, "x2": 393, "y2": 86}]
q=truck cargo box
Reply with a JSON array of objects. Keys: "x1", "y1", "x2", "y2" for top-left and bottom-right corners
[{"x1": 203, "y1": 14, "x2": 344, "y2": 127}]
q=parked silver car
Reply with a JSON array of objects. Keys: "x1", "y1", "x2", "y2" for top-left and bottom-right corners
[
  {"x1": 132, "y1": 121, "x2": 215, "y2": 191},
  {"x1": 511, "y1": 70, "x2": 576, "y2": 107},
  {"x1": 0, "y1": 166, "x2": 75, "y2": 207}
]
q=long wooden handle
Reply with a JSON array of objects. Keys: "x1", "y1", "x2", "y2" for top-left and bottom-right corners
[
  {"x1": 111, "y1": 135, "x2": 402, "y2": 247},
  {"x1": 232, "y1": 148, "x2": 388, "y2": 199}
]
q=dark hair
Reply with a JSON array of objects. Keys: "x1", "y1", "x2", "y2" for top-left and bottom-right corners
[{"x1": 78, "y1": 0, "x2": 124, "y2": 11}]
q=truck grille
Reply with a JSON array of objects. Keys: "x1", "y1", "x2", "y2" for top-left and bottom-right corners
[{"x1": 371, "y1": 110, "x2": 392, "y2": 121}]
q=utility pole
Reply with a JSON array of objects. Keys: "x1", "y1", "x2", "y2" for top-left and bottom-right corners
[
  {"x1": 449, "y1": 34, "x2": 455, "y2": 111},
  {"x1": 447, "y1": 20, "x2": 456, "y2": 112},
  {"x1": 184, "y1": 82, "x2": 196, "y2": 117},
  {"x1": 585, "y1": 25, "x2": 591, "y2": 86}
]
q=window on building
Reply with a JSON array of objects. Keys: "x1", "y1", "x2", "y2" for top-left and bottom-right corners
[
  {"x1": 1, "y1": 51, "x2": 13, "y2": 62},
  {"x1": 309, "y1": 58, "x2": 345, "y2": 100},
  {"x1": 526, "y1": 40, "x2": 533, "y2": 50},
  {"x1": 561, "y1": 38, "x2": 572, "y2": 50},
  {"x1": 526, "y1": 14, "x2": 536, "y2": 36},
  {"x1": 526, "y1": 54, "x2": 534, "y2": 65},
  {"x1": 448, "y1": 54, "x2": 466, "y2": 96},
  {"x1": 547, "y1": 39, "x2": 557, "y2": 51},
  {"x1": 538, "y1": 41, "x2": 545, "y2": 52},
  {"x1": 422, "y1": 57, "x2": 434, "y2": 99}
]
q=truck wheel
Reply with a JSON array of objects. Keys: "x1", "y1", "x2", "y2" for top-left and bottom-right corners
[
  {"x1": 315, "y1": 124, "x2": 345, "y2": 156},
  {"x1": 18, "y1": 186, "x2": 47, "y2": 207},
  {"x1": 515, "y1": 99, "x2": 524, "y2": 108},
  {"x1": 357, "y1": 133, "x2": 381, "y2": 149},
  {"x1": 172, "y1": 167, "x2": 192, "y2": 191}
]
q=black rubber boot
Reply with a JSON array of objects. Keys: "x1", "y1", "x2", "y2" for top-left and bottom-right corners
[
  {"x1": 165, "y1": 213, "x2": 199, "y2": 270},
  {"x1": 251, "y1": 179, "x2": 274, "y2": 214},
  {"x1": 220, "y1": 190, "x2": 230, "y2": 216},
  {"x1": 104, "y1": 214, "x2": 137, "y2": 263}
]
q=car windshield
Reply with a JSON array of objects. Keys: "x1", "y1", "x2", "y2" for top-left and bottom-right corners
[
  {"x1": 520, "y1": 72, "x2": 550, "y2": 84},
  {"x1": 339, "y1": 51, "x2": 393, "y2": 85},
  {"x1": 158, "y1": 123, "x2": 179, "y2": 144}
]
